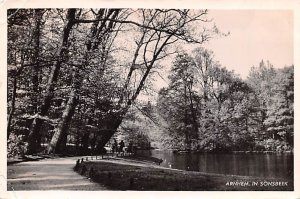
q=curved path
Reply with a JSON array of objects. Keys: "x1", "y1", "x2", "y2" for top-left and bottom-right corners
[{"x1": 7, "y1": 156, "x2": 108, "y2": 190}]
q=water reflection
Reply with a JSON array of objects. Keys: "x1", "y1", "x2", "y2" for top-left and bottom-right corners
[{"x1": 136, "y1": 150, "x2": 293, "y2": 179}]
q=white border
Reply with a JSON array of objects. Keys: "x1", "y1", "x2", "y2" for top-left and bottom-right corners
[{"x1": 1, "y1": 0, "x2": 299, "y2": 199}]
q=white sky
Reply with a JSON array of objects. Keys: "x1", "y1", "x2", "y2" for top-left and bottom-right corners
[
  {"x1": 143, "y1": 9, "x2": 294, "y2": 101},
  {"x1": 203, "y1": 10, "x2": 293, "y2": 79}
]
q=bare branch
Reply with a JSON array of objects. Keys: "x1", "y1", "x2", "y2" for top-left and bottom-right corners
[{"x1": 74, "y1": 10, "x2": 209, "y2": 44}]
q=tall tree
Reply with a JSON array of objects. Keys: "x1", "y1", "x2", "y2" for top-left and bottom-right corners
[
  {"x1": 8, "y1": 9, "x2": 216, "y2": 155},
  {"x1": 47, "y1": 9, "x2": 122, "y2": 153},
  {"x1": 158, "y1": 48, "x2": 261, "y2": 152},
  {"x1": 7, "y1": 9, "x2": 46, "y2": 137},
  {"x1": 90, "y1": 9, "x2": 213, "y2": 150},
  {"x1": 264, "y1": 66, "x2": 294, "y2": 147},
  {"x1": 26, "y1": 9, "x2": 77, "y2": 154},
  {"x1": 246, "y1": 60, "x2": 277, "y2": 139}
]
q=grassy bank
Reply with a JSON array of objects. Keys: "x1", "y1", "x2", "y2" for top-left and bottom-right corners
[{"x1": 74, "y1": 160, "x2": 293, "y2": 191}]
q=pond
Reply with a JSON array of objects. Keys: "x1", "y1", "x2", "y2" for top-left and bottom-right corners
[{"x1": 136, "y1": 150, "x2": 293, "y2": 179}]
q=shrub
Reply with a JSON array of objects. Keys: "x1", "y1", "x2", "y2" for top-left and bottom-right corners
[
  {"x1": 255, "y1": 139, "x2": 292, "y2": 152},
  {"x1": 7, "y1": 133, "x2": 28, "y2": 158}
]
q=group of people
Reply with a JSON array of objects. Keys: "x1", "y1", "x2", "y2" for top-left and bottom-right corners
[{"x1": 112, "y1": 139, "x2": 134, "y2": 154}]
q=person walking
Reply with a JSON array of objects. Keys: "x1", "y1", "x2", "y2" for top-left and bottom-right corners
[
  {"x1": 128, "y1": 142, "x2": 133, "y2": 154},
  {"x1": 112, "y1": 139, "x2": 118, "y2": 154},
  {"x1": 119, "y1": 140, "x2": 125, "y2": 155}
]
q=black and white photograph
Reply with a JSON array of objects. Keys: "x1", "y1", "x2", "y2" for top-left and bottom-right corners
[{"x1": 1, "y1": 0, "x2": 299, "y2": 198}]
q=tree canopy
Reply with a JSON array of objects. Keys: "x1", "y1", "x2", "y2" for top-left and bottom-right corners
[
  {"x1": 7, "y1": 9, "x2": 293, "y2": 157},
  {"x1": 7, "y1": 8, "x2": 219, "y2": 156}
]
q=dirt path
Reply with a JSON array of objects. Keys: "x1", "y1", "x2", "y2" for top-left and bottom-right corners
[{"x1": 7, "y1": 156, "x2": 108, "y2": 190}]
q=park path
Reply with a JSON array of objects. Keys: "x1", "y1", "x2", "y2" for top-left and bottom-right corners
[{"x1": 7, "y1": 156, "x2": 108, "y2": 191}]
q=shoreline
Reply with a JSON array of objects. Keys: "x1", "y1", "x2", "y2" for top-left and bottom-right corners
[
  {"x1": 6, "y1": 155, "x2": 293, "y2": 191},
  {"x1": 75, "y1": 158, "x2": 294, "y2": 191},
  {"x1": 171, "y1": 149, "x2": 294, "y2": 154}
]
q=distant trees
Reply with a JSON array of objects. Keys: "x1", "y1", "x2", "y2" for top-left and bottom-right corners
[
  {"x1": 119, "y1": 104, "x2": 154, "y2": 150},
  {"x1": 157, "y1": 50, "x2": 294, "y2": 152},
  {"x1": 264, "y1": 66, "x2": 294, "y2": 147},
  {"x1": 248, "y1": 62, "x2": 294, "y2": 151},
  {"x1": 157, "y1": 53, "x2": 200, "y2": 150}
]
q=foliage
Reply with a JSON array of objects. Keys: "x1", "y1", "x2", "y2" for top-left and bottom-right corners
[
  {"x1": 7, "y1": 9, "x2": 293, "y2": 156},
  {"x1": 255, "y1": 139, "x2": 292, "y2": 152},
  {"x1": 117, "y1": 102, "x2": 165, "y2": 149},
  {"x1": 157, "y1": 51, "x2": 294, "y2": 152},
  {"x1": 263, "y1": 66, "x2": 294, "y2": 146},
  {"x1": 7, "y1": 133, "x2": 28, "y2": 158}
]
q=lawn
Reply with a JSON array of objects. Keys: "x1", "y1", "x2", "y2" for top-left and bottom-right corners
[{"x1": 74, "y1": 160, "x2": 293, "y2": 191}]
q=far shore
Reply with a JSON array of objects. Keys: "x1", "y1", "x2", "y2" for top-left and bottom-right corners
[
  {"x1": 7, "y1": 148, "x2": 294, "y2": 165},
  {"x1": 166, "y1": 149, "x2": 294, "y2": 154}
]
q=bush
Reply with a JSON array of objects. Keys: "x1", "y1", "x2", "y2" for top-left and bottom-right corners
[
  {"x1": 7, "y1": 133, "x2": 28, "y2": 158},
  {"x1": 255, "y1": 139, "x2": 292, "y2": 152}
]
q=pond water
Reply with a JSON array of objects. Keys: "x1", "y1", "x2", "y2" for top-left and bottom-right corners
[{"x1": 136, "y1": 150, "x2": 293, "y2": 179}]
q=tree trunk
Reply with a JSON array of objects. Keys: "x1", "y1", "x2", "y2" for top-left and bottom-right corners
[
  {"x1": 187, "y1": 82, "x2": 198, "y2": 134},
  {"x1": 47, "y1": 64, "x2": 82, "y2": 154},
  {"x1": 81, "y1": 132, "x2": 90, "y2": 154},
  {"x1": 26, "y1": 9, "x2": 76, "y2": 154},
  {"x1": 95, "y1": 31, "x2": 173, "y2": 151},
  {"x1": 47, "y1": 90, "x2": 78, "y2": 154},
  {"x1": 7, "y1": 77, "x2": 17, "y2": 138},
  {"x1": 26, "y1": 10, "x2": 44, "y2": 149},
  {"x1": 7, "y1": 10, "x2": 43, "y2": 138},
  {"x1": 95, "y1": 117, "x2": 123, "y2": 152},
  {"x1": 184, "y1": 81, "x2": 191, "y2": 151},
  {"x1": 31, "y1": 9, "x2": 43, "y2": 113},
  {"x1": 46, "y1": 9, "x2": 121, "y2": 154}
]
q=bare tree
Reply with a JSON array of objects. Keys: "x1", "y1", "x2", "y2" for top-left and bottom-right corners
[{"x1": 93, "y1": 9, "x2": 213, "y2": 150}]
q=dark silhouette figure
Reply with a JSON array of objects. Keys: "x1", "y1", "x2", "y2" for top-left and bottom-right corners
[
  {"x1": 128, "y1": 142, "x2": 133, "y2": 154},
  {"x1": 112, "y1": 138, "x2": 118, "y2": 153},
  {"x1": 119, "y1": 140, "x2": 125, "y2": 153}
]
